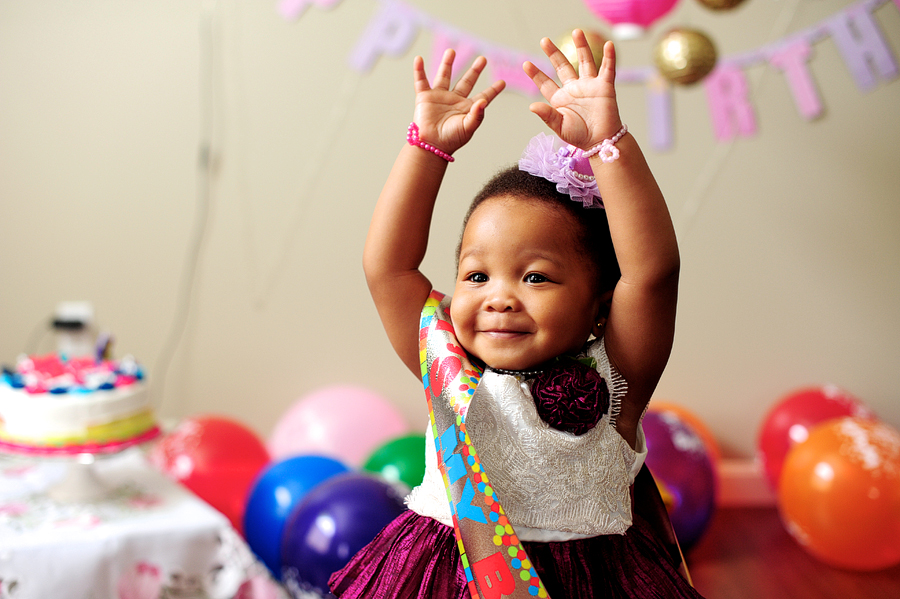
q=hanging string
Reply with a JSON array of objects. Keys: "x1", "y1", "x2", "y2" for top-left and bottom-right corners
[
  {"x1": 242, "y1": 71, "x2": 362, "y2": 308},
  {"x1": 152, "y1": 0, "x2": 219, "y2": 415},
  {"x1": 675, "y1": 0, "x2": 806, "y2": 236}
]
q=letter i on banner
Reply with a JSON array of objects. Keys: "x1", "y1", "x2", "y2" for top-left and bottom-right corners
[{"x1": 646, "y1": 73, "x2": 674, "y2": 152}]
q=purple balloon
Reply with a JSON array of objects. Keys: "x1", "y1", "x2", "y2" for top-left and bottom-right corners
[
  {"x1": 280, "y1": 472, "x2": 407, "y2": 596},
  {"x1": 642, "y1": 411, "x2": 717, "y2": 550}
]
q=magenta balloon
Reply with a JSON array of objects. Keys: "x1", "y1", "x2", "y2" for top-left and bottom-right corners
[
  {"x1": 583, "y1": 0, "x2": 680, "y2": 30},
  {"x1": 268, "y1": 385, "x2": 408, "y2": 467}
]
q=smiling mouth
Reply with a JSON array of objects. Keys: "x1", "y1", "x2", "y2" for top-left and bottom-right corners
[{"x1": 480, "y1": 329, "x2": 529, "y2": 339}]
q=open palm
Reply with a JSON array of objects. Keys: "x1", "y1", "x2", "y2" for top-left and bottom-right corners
[
  {"x1": 412, "y1": 51, "x2": 505, "y2": 156},
  {"x1": 524, "y1": 31, "x2": 623, "y2": 151}
]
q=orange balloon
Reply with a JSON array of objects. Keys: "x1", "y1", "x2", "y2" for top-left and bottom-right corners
[
  {"x1": 649, "y1": 401, "x2": 721, "y2": 463},
  {"x1": 778, "y1": 417, "x2": 900, "y2": 571}
]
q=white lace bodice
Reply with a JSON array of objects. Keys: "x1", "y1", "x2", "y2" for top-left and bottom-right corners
[{"x1": 406, "y1": 337, "x2": 647, "y2": 541}]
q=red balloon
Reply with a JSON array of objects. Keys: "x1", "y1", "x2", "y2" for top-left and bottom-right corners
[
  {"x1": 757, "y1": 386, "x2": 875, "y2": 490},
  {"x1": 149, "y1": 415, "x2": 270, "y2": 535},
  {"x1": 778, "y1": 417, "x2": 900, "y2": 570}
]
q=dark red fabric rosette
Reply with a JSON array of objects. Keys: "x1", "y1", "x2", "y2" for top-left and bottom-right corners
[{"x1": 530, "y1": 361, "x2": 609, "y2": 435}]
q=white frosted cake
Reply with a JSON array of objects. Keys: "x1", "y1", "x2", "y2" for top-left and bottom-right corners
[{"x1": 0, "y1": 354, "x2": 159, "y2": 455}]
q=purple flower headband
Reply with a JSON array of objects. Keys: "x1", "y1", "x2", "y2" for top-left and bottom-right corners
[{"x1": 518, "y1": 133, "x2": 604, "y2": 209}]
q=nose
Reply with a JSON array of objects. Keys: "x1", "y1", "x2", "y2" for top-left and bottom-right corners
[{"x1": 484, "y1": 281, "x2": 521, "y2": 312}]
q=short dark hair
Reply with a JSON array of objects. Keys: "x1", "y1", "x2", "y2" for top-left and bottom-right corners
[{"x1": 457, "y1": 165, "x2": 620, "y2": 295}]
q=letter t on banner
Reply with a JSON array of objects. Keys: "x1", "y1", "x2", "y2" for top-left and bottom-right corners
[
  {"x1": 348, "y1": 0, "x2": 420, "y2": 72},
  {"x1": 769, "y1": 40, "x2": 824, "y2": 120},
  {"x1": 704, "y1": 66, "x2": 758, "y2": 142}
]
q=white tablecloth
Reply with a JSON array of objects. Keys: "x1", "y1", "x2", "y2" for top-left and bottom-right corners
[{"x1": 0, "y1": 447, "x2": 290, "y2": 599}]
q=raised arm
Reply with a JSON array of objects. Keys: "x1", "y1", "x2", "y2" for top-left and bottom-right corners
[
  {"x1": 524, "y1": 32, "x2": 679, "y2": 442},
  {"x1": 364, "y1": 51, "x2": 505, "y2": 376}
]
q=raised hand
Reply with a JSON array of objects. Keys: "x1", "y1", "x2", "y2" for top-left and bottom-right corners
[
  {"x1": 523, "y1": 30, "x2": 623, "y2": 151},
  {"x1": 412, "y1": 50, "x2": 506, "y2": 156}
]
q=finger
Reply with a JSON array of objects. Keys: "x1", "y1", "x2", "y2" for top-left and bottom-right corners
[
  {"x1": 572, "y1": 29, "x2": 597, "y2": 78},
  {"x1": 453, "y1": 55, "x2": 487, "y2": 97},
  {"x1": 523, "y1": 60, "x2": 561, "y2": 103},
  {"x1": 540, "y1": 36, "x2": 578, "y2": 84},
  {"x1": 432, "y1": 48, "x2": 456, "y2": 90},
  {"x1": 413, "y1": 56, "x2": 431, "y2": 94},
  {"x1": 463, "y1": 98, "x2": 487, "y2": 133},
  {"x1": 528, "y1": 102, "x2": 563, "y2": 135},
  {"x1": 598, "y1": 40, "x2": 617, "y2": 84},
  {"x1": 473, "y1": 79, "x2": 506, "y2": 107}
]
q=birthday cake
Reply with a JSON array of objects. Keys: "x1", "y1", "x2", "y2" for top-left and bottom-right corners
[{"x1": 0, "y1": 354, "x2": 159, "y2": 455}]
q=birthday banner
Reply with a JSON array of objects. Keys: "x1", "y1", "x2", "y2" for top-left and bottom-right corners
[{"x1": 280, "y1": 0, "x2": 899, "y2": 149}]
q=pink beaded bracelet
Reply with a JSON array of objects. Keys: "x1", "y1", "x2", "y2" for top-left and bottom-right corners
[
  {"x1": 582, "y1": 124, "x2": 628, "y2": 163},
  {"x1": 407, "y1": 122, "x2": 455, "y2": 162}
]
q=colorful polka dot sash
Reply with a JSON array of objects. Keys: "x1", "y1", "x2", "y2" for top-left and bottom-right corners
[{"x1": 421, "y1": 291, "x2": 549, "y2": 599}]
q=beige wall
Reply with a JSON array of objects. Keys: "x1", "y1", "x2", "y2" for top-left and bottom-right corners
[{"x1": 1, "y1": 0, "x2": 898, "y2": 458}]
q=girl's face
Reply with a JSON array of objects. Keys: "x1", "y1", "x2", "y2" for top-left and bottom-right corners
[{"x1": 451, "y1": 196, "x2": 603, "y2": 371}]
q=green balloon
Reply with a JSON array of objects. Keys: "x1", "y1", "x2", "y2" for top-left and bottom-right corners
[{"x1": 363, "y1": 434, "x2": 427, "y2": 490}]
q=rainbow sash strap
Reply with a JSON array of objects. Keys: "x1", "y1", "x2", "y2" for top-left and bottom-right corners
[{"x1": 421, "y1": 291, "x2": 549, "y2": 599}]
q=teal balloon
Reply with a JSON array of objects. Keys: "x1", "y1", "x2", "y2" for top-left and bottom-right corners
[{"x1": 362, "y1": 433, "x2": 427, "y2": 490}]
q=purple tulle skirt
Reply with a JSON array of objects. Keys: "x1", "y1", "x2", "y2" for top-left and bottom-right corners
[{"x1": 329, "y1": 510, "x2": 705, "y2": 599}]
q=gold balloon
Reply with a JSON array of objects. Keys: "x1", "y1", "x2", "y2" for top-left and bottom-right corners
[
  {"x1": 695, "y1": 0, "x2": 747, "y2": 10},
  {"x1": 555, "y1": 30, "x2": 608, "y2": 74},
  {"x1": 653, "y1": 28, "x2": 718, "y2": 85}
]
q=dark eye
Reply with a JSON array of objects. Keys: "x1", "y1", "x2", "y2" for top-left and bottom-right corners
[
  {"x1": 467, "y1": 272, "x2": 488, "y2": 283},
  {"x1": 524, "y1": 273, "x2": 549, "y2": 284}
]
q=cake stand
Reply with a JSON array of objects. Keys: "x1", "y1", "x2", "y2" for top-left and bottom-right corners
[{"x1": 0, "y1": 426, "x2": 161, "y2": 503}]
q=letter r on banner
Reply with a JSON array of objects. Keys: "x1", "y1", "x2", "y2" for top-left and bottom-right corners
[
  {"x1": 348, "y1": 1, "x2": 420, "y2": 72},
  {"x1": 471, "y1": 552, "x2": 516, "y2": 599},
  {"x1": 704, "y1": 66, "x2": 758, "y2": 142}
]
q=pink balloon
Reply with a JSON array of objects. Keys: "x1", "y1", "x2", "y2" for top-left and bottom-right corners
[
  {"x1": 757, "y1": 385, "x2": 876, "y2": 490},
  {"x1": 268, "y1": 385, "x2": 408, "y2": 467}
]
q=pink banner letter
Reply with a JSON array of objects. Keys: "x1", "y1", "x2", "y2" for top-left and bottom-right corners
[
  {"x1": 704, "y1": 66, "x2": 758, "y2": 142},
  {"x1": 430, "y1": 28, "x2": 480, "y2": 83},
  {"x1": 278, "y1": 0, "x2": 342, "y2": 20},
  {"x1": 769, "y1": 40, "x2": 823, "y2": 120}
]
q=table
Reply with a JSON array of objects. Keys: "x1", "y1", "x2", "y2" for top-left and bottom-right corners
[{"x1": 0, "y1": 447, "x2": 290, "y2": 599}]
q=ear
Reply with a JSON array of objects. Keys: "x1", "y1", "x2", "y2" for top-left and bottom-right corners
[{"x1": 592, "y1": 289, "x2": 614, "y2": 337}]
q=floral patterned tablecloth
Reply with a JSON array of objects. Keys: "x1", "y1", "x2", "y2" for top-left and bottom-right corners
[{"x1": 0, "y1": 447, "x2": 290, "y2": 599}]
